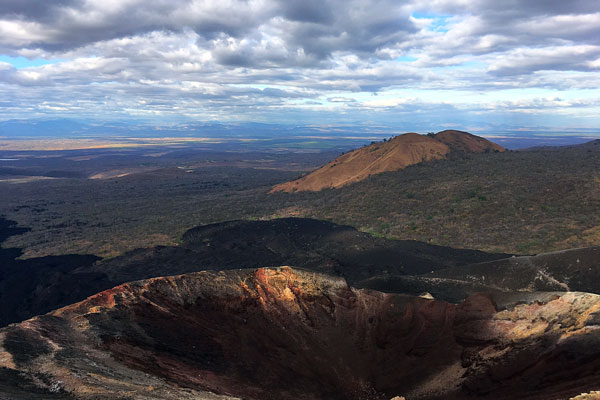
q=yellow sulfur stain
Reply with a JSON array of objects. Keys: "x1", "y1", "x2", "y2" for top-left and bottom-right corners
[
  {"x1": 506, "y1": 321, "x2": 549, "y2": 340},
  {"x1": 282, "y1": 287, "x2": 296, "y2": 301}
]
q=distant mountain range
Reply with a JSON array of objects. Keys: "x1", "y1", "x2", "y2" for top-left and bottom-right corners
[
  {"x1": 0, "y1": 119, "x2": 596, "y2": 150},
  {"x1": 0, "y1": 119, "x2": 396, "y2": 139},
  {"x1": 272, "y1": 130, "x2": 504, "y2": 192}
]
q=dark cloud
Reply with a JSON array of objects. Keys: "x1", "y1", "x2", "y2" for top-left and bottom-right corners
[
  {"x1": 0, "y1": 0, "x2": 78, "y2": 21},
  {"x1": 278, "y1": 0, "x2": 335, "y2": 23},
  {"x1": 0, "y1": 0, "x2": 266, "y2": 52},
  {"x1": 279, "y1": 0, "x2": 417, "y2": 59},
  {"x1": 483, "y1": 0, "x2": 598, "y2": 16},
  {"x1": 214, "y1": 50, "x2": 251, "y2": 67},
  {"x1": 0, "y1": 0, "x2": 417, "y2": 65},
  {"x1": 415, "y1": 0, "x2": 599, "y2": 17}
]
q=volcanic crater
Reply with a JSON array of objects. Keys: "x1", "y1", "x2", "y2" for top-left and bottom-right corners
[{"x1": 3, "y1": 267, "x2": 600, "y2": 400}]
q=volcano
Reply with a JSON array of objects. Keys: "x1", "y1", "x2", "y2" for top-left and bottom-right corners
[
  {"x1": 271, "y1": 130, "x2": 504, "y2": 192},
  {"x1": 2, "y1": 267, "x2": 600, "y2": 400}
]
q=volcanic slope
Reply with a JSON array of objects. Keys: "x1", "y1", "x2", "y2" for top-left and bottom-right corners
[
  {"x1": 423, "y1": 246, "x2": 600, "y2": 299},
  {"x1": 0, "y1": 218, "x2": 102, "y2": 328},
  {"x1": 7, "y1": 217, "x2": 600, "y2": 328},
  {"x1": 3, "y1": 267, "x2": 600, "y2": 400},
  {"x1": 271, "y1": 130, "x2": 504, "y2": 192},
  {"x1": 434, "y1": 129, "x2": 505, "y2": 153},
  {"x1": 359, "y1": 246, "x2": 600, "y2": 303},
  {"x1": 0, "y1": 217, "x2": 508, "y2": 327}
]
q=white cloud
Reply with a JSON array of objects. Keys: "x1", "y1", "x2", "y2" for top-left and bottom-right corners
[
  {"x1": 0, "y1": 0, "x2": 598, "y2": 128},
  {"x1": 487, "y1": 45, "x2": 600, "y2": 75},
  {"x1": 0, "y1": 19, "x2": 53, "y2": 47}
]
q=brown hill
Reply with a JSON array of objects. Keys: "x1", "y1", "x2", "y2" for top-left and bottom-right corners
[
  {"x1": 434, "y1": 129, "x2": 505, "y2": 153},
  {"x1": 271, "y1": 130, "x2": 504, "y2": 192},
  {"x1": 3, "y1": 267, "x2": 600, "y2": 400}
]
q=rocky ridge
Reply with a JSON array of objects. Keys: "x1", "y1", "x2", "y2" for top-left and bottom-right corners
[{"x1": 0, "y1": 217, "x2": 507, "y2": 327}]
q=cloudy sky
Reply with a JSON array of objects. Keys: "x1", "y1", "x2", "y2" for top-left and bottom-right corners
[{"x1": 0, "y1": 0, "x2": 599, "y2": 133}]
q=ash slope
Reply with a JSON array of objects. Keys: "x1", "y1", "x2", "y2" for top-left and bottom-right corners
[
  {"x1": 431, "y1": 246, "x2": 600, "y2": 295},
  {"x1": 271, "y1": 130, "x2": 504, "y2": 192},
  {"x1": 0, "y1": 217, "x2": 508, "y2": 327},
  {"x1": 358, "y1": 246, "x2": 600, "y2": 303},
  {"x1": 2, "y1": 267, "x2": 600, "y2": 400}
]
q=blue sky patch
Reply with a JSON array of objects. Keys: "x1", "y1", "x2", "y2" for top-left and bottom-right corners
[
  {"x1": 411, "y1": 12, "x2": 451, "y2": 32},
  {"x1": 0, "y1": 56, "x2": 64, "y2": 69}
]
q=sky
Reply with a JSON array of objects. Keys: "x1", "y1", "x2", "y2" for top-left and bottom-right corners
[{"x1": 0, "y1": 0, "x2": 599, "y2": 133}]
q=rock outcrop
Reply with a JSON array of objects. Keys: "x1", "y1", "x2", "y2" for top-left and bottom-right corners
[{"x1": 2, "y1": 267, "x2": 600, "y2": 399}]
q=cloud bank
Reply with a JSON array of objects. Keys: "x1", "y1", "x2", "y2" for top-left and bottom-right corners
[{"x1": 0, "y1": 0, "x2": 599, "y2": 130}]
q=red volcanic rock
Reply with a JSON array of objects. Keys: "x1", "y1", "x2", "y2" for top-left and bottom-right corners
[
  {"x1": 434, "y1": 130, "x2": 505, "y2": 153},
  {"x1": 271, "y1": 133, "x2": 450, "y2": 192},
  {"x1": 1, "y1": 267, "x2": 600, "y2": 400},
  {"x1": 270, "y1": 130, "x2": 504, "y2": 192}
]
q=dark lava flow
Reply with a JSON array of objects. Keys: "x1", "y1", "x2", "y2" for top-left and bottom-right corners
[{"x1": 0, "y1": 217, "x2": 102, "y2": 327}]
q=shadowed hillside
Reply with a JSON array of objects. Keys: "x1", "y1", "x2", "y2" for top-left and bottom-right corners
[
  {"x1": 358, "y1": 246, "x2": 600, "y2": 303},
  {"x1": 0, "y1": 217, "x2": 507, "y2": 327}
]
